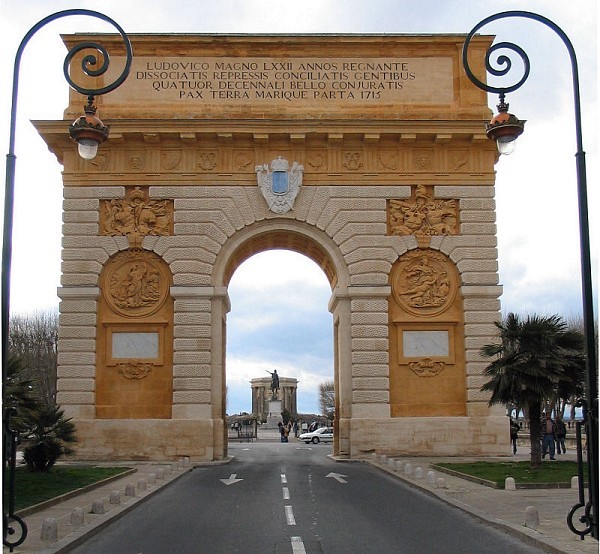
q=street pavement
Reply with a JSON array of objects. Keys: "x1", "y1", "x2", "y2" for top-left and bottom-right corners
[{"x1": 3, "y1": 429, "x2": 596, "y2": 553}]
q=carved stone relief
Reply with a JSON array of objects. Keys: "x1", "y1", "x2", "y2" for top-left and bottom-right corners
[
  {"x1": 234, "y1": 152, "x2": 253, "y2": 171},
  {"x1": 388, "y1": 185, "x2": 458, "y2": 237},
  {"x1": 102, "y1": 249, "x2": 170, "y2": 318},
  {"x1": 343, "y1": 151, "x2": 363, "y2": 170},
  {"x1": 198, "y1": 152, "x2": 217, "y2": 170},
  {"x1": 117, "y1": 361, "x2": 153, "y2": 380},
  {"x1": 408, "y1": 358, "x2": 446, "y2": 377},
  {"x1": 378, "y1": 151, "x2": 398, "y2": 170},
  {"x1": 413, "y1": 150, "x2": 433, "y2": 170},
  {"x1": 391, "y1": 249, "x2": 457, "y2": 316},
  {"x1": 100, "y1": 186, "x2": 173, "y2": 248},
  {"x1": 128, "y1": 152, "x2": 146, "y2": 170},
  {"x1": 161, "y1": 150, "x2": 182, "y2": 170}
]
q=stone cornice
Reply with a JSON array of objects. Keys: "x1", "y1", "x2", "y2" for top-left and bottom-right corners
[{"x1": 34, "y1": 119, "x2": 497, "y2": 186}]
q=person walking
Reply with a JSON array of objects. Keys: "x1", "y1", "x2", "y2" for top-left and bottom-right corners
[
  {"x1": 509, "y1": 417, "x2": 520, "y2": 454},
  {"x1": 541, "y1": 413, "x2": 556, "y2": 460},
  {"x1": 555, "y1": 416, "x2": 567, "y2": 454}
]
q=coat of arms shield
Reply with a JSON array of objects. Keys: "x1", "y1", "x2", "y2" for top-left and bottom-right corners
[{"x1": 256, "y1": 156, "x2": 303, "y2": 214}]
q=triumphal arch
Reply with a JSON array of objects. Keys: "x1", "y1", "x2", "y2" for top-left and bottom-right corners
[{"x1": 36, "y1": 33, "x2": 509, "y2": 461}]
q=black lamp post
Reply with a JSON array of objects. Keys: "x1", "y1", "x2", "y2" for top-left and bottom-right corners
[
  {"x1": 462, "y1": 10, "x2": 598, "y2": 541},
  {"x1": 2, "y1": 10, "x2": 132, "y2": 550}
]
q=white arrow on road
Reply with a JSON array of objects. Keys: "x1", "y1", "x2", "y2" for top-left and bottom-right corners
[
  {"x1": 326, "y1": 472, "x2": 348, "y2": 484},
  {"x1": 220, "y1": 473, "x2": 243, "y2": 486}
]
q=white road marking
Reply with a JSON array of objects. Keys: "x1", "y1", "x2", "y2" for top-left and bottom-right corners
[
  {"x1": 291, "y1": 536, "x2": 306, "y2": 553},
  {"x1": 283, "y1": 486, "x2": 290, "y2": 500},
  {"x1": 326, "y1": 472, "x2": 348, "y2": 484},
  {"x1": 219, "y1": 473, "x2": 243, "y2": 486},
  {"x1": 285, "y1": 505, "x2": 296, "y2": 525},
  {"x1": 281, "y1": 474, "x2": 287, "y2": 484}
]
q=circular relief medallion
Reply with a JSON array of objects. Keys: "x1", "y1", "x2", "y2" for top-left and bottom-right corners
[
  {"x1": 392, "y1": 249, "x2": 457, "y2": 316},
  {"x1": 103, "y1": 250, "x2": 169, "y2": 317}
]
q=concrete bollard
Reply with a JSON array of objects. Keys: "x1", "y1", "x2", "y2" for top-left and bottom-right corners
[
  {"x1": 404, "y1": 463, "x2": 413, "y2": 476},
  {"x1": 125, "y1": 483, "x2": 136, "y2": 497},
  {"x1": 164, "y1": 466, "x2": 172, "y2": 476},
  {"x1": 183, "y1": 456, "x2": 191, "y2": 466},
  {"x1": 157, "y1": 468, "x2": 166, "y2": 480},
  {"x1": 414, "y1": 467, "x2": 424, "y2": 479},
  {"x1": 41, "y1": 517, "x2": 58, "y2": 542},
  {"x1": 388, "y1": 458, "x2": 396, "y2": 469},
  {"x1": 109, "y1": 490, "x2": 121, "y2": 505},
  {"x1": 91, "y1": 500, "x2": 105, "y2": 514},
  {"x1": 371, "y1": 452, "x2": 378, "y2": 461},
  {"x1": 436, "y1": 477, "x2": 446, "y2": 489},
  {"x1": 137, "y1": 478, "x2": 148, "y2": 492},
  {"x1": 147, "y1": 473, "x2": 157, "y2": 485},
  {"x1": 70, "y1": 508, "x2": 85, "y2": 527},
  {"x1": 524, "y1": 506, "x2": 540, "y2": 528},
  {"x1": 505, "y1": 477, "x2": 516, "y2": 491},
  {"x1": 380, "y1": 454, "x2": 387, "y2": 464},
  {"x1": 427, "y1": 470, "x2": 436, "y2": 484},
  {"x1": 571, "y1": 476, "x2": 579, "y2": 489},
  {"x1": 394, "y1": 460, "x2": 403, "y2": 472}
]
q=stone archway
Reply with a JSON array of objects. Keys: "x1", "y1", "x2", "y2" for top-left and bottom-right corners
[
  {"x1": 40, "y1": 32, "x2": 511, "y2": 461},
  {"x1": 211, "y1": 220, "x2": 351, "y2": 457}
]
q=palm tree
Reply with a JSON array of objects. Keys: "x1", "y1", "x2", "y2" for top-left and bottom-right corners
[
  {"x1": 22, "y1": 405, "x2": 77, "y2": 472},
  {"x1": 480, "y1": 313, "x2": 584, "y2": 468}
]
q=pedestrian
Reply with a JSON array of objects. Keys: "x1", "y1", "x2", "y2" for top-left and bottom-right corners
[
  {"x1": 541, "y1": 413, "x2": 556, "y2": 460},
  {"x1": 555, "y1": 416, "x2": 567, "y2": 454},
  {"x1": 293, "y1": 420, "x2": 299, "y2": 438},
  {"x1": 509, "y1": 417, "x2": 520, "y2": 454},
  {"x1": 278, "y1": 421, "x2": 285, "y2": 443}
]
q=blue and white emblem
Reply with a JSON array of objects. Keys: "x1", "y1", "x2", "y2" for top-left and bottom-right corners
[{"x1": 256, "y1": 156, "x2": 303, "y2": 214}]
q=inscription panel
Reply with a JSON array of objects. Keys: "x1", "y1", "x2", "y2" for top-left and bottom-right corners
[
  {"x1": 403, "y1": 330, "x2": 449, "y2": 357},
  {"x1": 105, "y1": 57, "x2": 454, "y2": 107}
]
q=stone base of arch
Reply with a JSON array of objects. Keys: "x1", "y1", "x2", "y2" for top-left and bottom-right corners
[
  {"x1": 347, "y1": 415, "x2": 509, "y2": 458},
  {"x1": 69, "y1": 419, "x2": 226, "y2": 461}
]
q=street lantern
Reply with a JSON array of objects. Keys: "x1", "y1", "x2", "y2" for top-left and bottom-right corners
[
  {"x1": 68, "y1": 97, "x2": 110, "y2": 160},
  {"x1": 2, "y1": 10, "x2": 132, "y2": 550},
  {"x1": 485, "y1": 94, "x2": 526, "y2": 155},
  {"x1": 462, "y1": 10, "x2": 598, "y2": 541}
]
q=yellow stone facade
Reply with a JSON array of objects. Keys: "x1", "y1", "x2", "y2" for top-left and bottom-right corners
[{"x1": 36, "y1": 33, "x2": 509, "y2": 461}]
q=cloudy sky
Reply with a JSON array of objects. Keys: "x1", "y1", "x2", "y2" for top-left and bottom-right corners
[{"x1": 0, "y1": 0, "x2": 597, "y2": 414}]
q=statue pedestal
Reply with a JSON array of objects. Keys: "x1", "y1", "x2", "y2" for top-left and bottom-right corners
[{"x1": 265, "y1": 399, "x2": 282, "y2": 429}]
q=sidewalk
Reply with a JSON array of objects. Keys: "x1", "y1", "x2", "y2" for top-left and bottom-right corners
[
  {"x1": 365, "y1": 449, "x2": 597, "y2": 554},
  {"x1": 3, "y1": 458, "x2": 227, "y2": 554},
  {"x1": 4, "y1": 444, "x2": 597, "y2": 553}
]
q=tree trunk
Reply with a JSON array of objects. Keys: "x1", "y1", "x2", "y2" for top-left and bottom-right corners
[{"x1": 528, "y1": 400, "x2": 542, "y2": 469}]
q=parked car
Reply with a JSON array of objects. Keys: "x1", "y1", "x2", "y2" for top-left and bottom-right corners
[{"x1": 299, "y1": 427, "x2": 333, "y2": 444}]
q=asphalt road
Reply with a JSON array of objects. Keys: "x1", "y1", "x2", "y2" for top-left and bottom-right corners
[{"x1": 68, "y1": 442, "x2": 546, "y2": 553}]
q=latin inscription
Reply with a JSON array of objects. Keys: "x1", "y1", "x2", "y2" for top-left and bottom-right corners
[{"x1": 107, "y1": 57, "x2": 454, "y2": 106}]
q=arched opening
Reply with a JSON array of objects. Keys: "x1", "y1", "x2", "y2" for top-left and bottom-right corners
[
  {"x1": 226, "y1": 250, "x2": 333, "y2": 427},
  {"x1": 212, "y1": 223, "x2": 350, "y2": 456}
]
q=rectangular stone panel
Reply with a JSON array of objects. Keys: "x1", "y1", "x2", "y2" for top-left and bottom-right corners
[{"x1": 105, "y1": 56, "x2": 454, "y2": 109}]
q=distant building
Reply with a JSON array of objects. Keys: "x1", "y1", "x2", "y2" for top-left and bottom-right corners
[{"x1": 251, "y1": 377, "x2": 298, "y2": 422}]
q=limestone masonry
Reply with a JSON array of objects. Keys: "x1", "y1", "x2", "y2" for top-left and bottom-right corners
[{"x1": 35, "y1": 33, "x2": 508, "y2": 461}]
